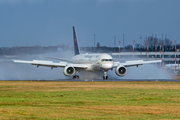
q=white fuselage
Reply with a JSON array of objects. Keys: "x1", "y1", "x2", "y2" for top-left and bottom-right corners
[
  {"x1": 72, "y1": 54, "x2": 114, "y2": 71},
  {"x1": 164, "y1": 64, "x2": 180, "y2": 70}
]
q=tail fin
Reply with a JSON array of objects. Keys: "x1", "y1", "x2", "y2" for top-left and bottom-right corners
[{"x1": 73, "y1": 26, "x2": 80, "y2": 55}]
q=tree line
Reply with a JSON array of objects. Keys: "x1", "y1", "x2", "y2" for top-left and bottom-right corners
[
  {"x1": 96, "y1": 36, "x2": 179, "y2": 52},
  {"x1": 0, "y1": 36, "x2": 179, "y2": 56}
]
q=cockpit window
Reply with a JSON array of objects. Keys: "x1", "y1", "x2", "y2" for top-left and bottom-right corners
[{"x1": 101, "y1": 59, "x2": 113, "y2": 62}]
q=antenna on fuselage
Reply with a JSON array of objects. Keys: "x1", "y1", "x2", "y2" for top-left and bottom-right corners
[{"x1": 73, "y1": 26, "x2": 80, "y2": 56}]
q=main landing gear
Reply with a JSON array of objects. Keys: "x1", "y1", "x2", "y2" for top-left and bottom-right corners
[
  {"x1": 73, "y1": 69, "x2": 79, "y2": 79},
  {"x1": 103, "y1": 70, "x2": 108, "y2": 80},
  {"x1": 73, "y1": 75, "x2": 79, "y2": 79}
]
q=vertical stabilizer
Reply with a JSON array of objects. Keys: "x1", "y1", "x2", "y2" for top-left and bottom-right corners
[{"x1": 73, "y1": 26, "x2": 80, "y2": 55}]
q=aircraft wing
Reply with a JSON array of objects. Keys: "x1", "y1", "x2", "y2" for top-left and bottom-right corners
[
  {"x1": 12, "y1": 60, "x2": 87, "y2": 68},
  {"x1": 45, "y1": 56, "x2": 72, "y2": 62},
  {"x1": 114, "y1": 60, "x2": 162, "y2": 67}
]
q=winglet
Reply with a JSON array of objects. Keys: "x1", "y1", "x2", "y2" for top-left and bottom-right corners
[{"x1": 73, "y1": 26, "x2": 80, "y2": 55}]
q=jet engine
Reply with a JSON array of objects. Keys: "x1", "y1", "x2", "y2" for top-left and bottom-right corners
[
  {"x1": 115, "y1": 65, "x2": 127, "y2": 76},
  {"x1": 63, "y1": 66, "x2": 76, "y2": 76}
]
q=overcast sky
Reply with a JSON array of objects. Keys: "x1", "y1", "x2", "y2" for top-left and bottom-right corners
[{"x1": 0, "y1": 0, "x2": 180, "y2": 47}]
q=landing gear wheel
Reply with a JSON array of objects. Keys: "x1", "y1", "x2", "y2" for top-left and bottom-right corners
[
  {"x1": 73, "y1": 75, "x2": 79, "y2": 79},
  {"x1": 73, "y1": 69, "x2": 79, "y2": 79},
  {"x1": 103, "y1": 70, "x2": 108, "y2": 80},
  {"x1": 103, "y1": 76, "x2": 108, "y2": 80}
]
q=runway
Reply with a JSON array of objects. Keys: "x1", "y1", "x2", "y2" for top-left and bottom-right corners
[
  {"x1": 2, "y1": 79, "x2": 180, "y2": 81},
  {"x1": 0, "y1": 55, "x2": 178, "y2": 81}
]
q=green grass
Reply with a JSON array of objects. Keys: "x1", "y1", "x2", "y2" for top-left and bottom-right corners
[{"x1": 0, "y1": 81, "x2": 180, "y2": 119}]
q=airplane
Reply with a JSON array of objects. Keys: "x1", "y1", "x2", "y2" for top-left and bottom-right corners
[
  {"x1": 13, "y1": 26, "x2": 162, "y2": 79},
  {"x1": 164, "y1": 64, "x2": 180, "y2": 69},
  {"x1": 164, "y1": 64, "x2": 180, "y2": 73}
]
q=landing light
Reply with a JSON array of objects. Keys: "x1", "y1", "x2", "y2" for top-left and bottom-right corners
[{"x1": 85, "y1": 65, "x2": 88, "y2": 68}]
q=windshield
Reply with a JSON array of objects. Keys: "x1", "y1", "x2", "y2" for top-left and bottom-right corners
[{"x1": 101, "y1": 59, "x2": 113, "y2": 62}]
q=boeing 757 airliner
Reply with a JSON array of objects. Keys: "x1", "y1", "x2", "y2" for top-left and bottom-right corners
[{"x1": 13, "y1": 26, "x2": 162, "y2": 79}]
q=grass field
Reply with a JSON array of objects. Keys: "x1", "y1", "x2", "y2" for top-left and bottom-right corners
[{"x1": 0, "y1": 81, "x2": 180, "y2": 120}]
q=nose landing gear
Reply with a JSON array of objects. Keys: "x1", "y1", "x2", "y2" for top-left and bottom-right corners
[{"x1": 103, "y1": 70, "x2": 108, "y2": 80}]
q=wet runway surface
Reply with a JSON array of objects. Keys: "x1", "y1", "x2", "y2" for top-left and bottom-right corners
[
  {"x1": 0, "y1": 53, "x2": 175, "y2": 81},
  {"x1": 2, "y1": 79, "x2": 180, "y2": 81}
]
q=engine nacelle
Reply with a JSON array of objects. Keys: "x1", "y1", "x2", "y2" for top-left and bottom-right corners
[
  {"x1": 115, "y1": 66, "x2": 127, "y2": 76},
  {"x1": 63, "y1": 66, "x2": 76, "y2": 76}
]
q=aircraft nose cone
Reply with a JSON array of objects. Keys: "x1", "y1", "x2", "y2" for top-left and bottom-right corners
[{"x1": 101, "y1": 63, "x2": 113, "y2": 70}]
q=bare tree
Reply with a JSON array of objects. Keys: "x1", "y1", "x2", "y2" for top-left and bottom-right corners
[
  {"x1": 143, "y1": 36, "x2": 158, "y2": 51},
  {"x1": 97, "y1": 42, "x2": 100, "y2": 48},
  {"x1": 135, "y1": 43, "x2": 140, "y2": 49},
  {"x1": 125, "y1": 45, "x2": 133, "y2": 49},
  {"x1": 142, "y1": 36, "x2": 174, "y2": 51},
  {"x1": 164, "y1": 38, "x2": 172, "y2": 51}
]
